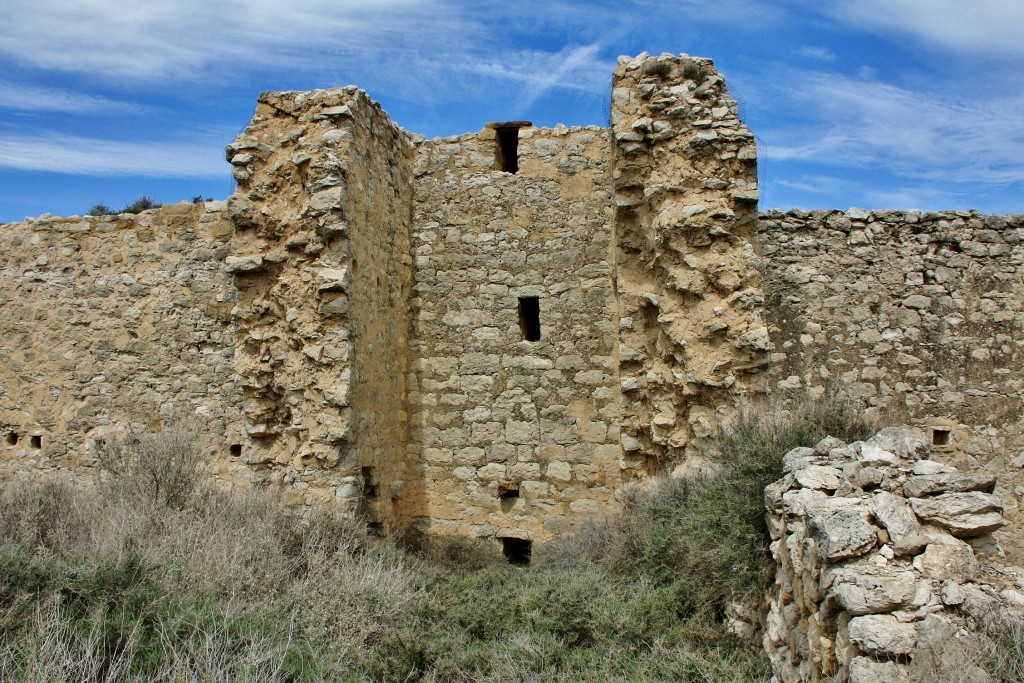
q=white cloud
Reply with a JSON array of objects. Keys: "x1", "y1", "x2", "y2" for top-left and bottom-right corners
[
  {"x1": 0, "y1": 0, "x2": 453, "y2": 80},
  {"x1": 758, "y1": 69, "x2": 1024, "y2": 186},
  {"x1": 821, "y1": 0, "x2": 1024, "y2": 57},
  {"x1": 0, "y1": 82, "x2": 148, "y2": 113},
  {"x1": 795, "y1": 46, "x2": 835, "y2": 62},
  {"x1": 0, "y1": 133, "x2": 225, "y2": 177},
  {"x1": 464, "y1": 43, "x2": 609, "y2": 113}
]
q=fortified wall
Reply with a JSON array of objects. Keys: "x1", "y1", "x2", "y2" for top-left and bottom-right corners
[{"x1": 1, "y1": 53, "x2": 1022, "y2": 559}]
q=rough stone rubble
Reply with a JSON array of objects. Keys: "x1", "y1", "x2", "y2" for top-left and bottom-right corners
[{"x1": 765, "y1": 427, "x2": 1024, "y2": 682}]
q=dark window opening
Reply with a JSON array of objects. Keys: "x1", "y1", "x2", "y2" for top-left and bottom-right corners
[
  {"x1": 932, "y1": 428, "x2": 951, "y2": 447},
  {"x1": 230, "y1": 444, "x2": 243, "y2": 457},
  {"x1": 29, "y1": 435, "x2": 41, "y2": 449},
  {"x1": 367, "y1": 521, "x2": 384, "y2": 537},
  {"x1": 5, "y1": 433, "x2": 17, "y2": 446},
  {"x1": 498, "y1": 481, "x2": 520, "y2": 499},
  {"x1": 518, "y1": 297, "x2": 541, "y2": 341},
  {"x1": 495, "y1": 127, "x2": 520, "y2": 173},
  {"x1": 362, "y1": 466, "x2": 379, "y2": 501},
  {"x1": 502, "y1": 537, "x2": 532, "y2": 565}
]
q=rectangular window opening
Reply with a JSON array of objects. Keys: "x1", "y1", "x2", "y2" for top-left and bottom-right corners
[
  {"x1": 518, "y1": 297, "x2": 541, "y2": 342},
  {"x1": 495, "y1": 127, "x2": 520, "y2": 174},
  {"x1": 5, "y1": 433, "x2": 17, "y2": 446},
  {"x1": 362, "y1": 466, "x2": 380, "y2": 501},
  {"x1": 29, "y1": 435, "x2": 41, "y2": 449},
  {"x1": 932, "y1": 428, "x2": 951, "y2": 447},
  {"x1": 230, "y1": 443, "x2": 243, "y2": 457},
  {"x1": 501, "y1": 537, "x2": 532, "y2": 565}
]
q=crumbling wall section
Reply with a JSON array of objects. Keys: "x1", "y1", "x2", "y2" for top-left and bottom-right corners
[
  {"x1": 765, "y1": 427, "x2": 1024, "y2": 683},
  {"x1": 758, "y1": 209, "x2": 1024, "y2": 560},
  {"x1": 225, "y1": 88, "x2": 414, "y2": 520},
  {"x1": 407, "y1": 124, "x2": 621, "y2": 540},
  {"x1": 0, "y1": 205, "x2": 245, "y2": 483},
  {"x1": 610, "y1": 52, "x2": 769, "y2": 474}
]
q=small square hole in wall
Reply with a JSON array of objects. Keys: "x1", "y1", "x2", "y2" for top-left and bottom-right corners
[
  {"x1": 497, "y1": 481, "x2": 520, "y2": 499},
  {"x1": 5, "y1": 433, "x2": 17, "y2": 446},
  {"x1": 932, "y1": 427, "x2": 951, "y2": 447},
  {"x1": 29, "y1": 435, "x2": 41, "y2": 449},
  {"x1": 501, "y1": 537, "x2": 532, "y2": 565},
  {"x1": 230, "y1": 444, "x2": 243, "y2": 457},
  {"x1": 518, "y1": 297, "x2": 541, "y2": 342}
]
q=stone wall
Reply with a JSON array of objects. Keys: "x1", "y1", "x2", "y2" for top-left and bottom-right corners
[
  {"x1": 758, "y1": 209, "x2": 1024, "y2": 560},
  {"x1": 224, "y1": 87, "x2": 415, "y2": 521},
  {"x1": 611, "y1": 53, "x2": 769, "y2": 473},
  {"x1": 765, "y1": 427, "x2": 1024, "y2": 683},
  {"x1": 408, "y1": 123, "x2": 621, "y2": 540},
  {"x1": 0, "y1": 204, "x2": 246, "y2": 483}
]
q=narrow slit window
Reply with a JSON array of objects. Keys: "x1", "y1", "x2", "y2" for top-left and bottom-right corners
[
  {"x1": 518, "y1": 297, "x2": 541, "y2": 341},
  {"x1": 502, "y1": 538, "x2": 532, "y2": 565},
  {"x1": 495, "y1": 127, "x2": 520, "y2": 173}
]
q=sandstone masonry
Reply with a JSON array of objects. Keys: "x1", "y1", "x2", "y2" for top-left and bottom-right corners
[{"x1": 1, "y1": 53, "x2": 1023, "y2": 559}]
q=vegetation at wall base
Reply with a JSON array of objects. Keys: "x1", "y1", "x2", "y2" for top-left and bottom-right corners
[{"x1": 0, "y1": 400, "x2": 873, "y2": 682}]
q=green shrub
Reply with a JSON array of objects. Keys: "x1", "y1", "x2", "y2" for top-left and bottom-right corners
[
  {"x1": 97, "y1": 423, "x2": 206, "y2": 509},
  {"x1": 87, "y1": 203, "x2": 112, "y2": 216},
  {"x1": 610, "y1": 394, "x2": 875, "y2": 616},
  {"x1": 121, "y1": 196, "x2": 159, "y2": 214}
]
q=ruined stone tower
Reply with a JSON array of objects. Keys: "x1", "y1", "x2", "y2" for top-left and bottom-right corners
[{"x1": 5, "y1": 52, "x2": 1024, "y2": 561}]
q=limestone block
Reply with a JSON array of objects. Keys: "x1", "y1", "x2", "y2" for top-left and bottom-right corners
[
  {"x1": 870, "y1": 491, "x2": 925, "y2": 555},
  {"x1": 795, "y1": 465, "x2": 843, "y2": 491},
  {"x1": 909, "y1": 492, "x2": 1005, "y2": 537},
  {"x1": 806, "y1": 503, "x2": 877, "y2": 561},
  {"x1": 848, "y1": 615, "x2": 917, "y2": 657},
  {"x1": 916, "y1": 538, "x2": 978, "y2": 582},
  {"x1": 827, "y1": 567, "x2": 917, "y2": 615},
  {"x1": 847, "y1": 657, "x2": 910, "y2": 683},
  {"x1": 903, "y1": 472, "x2": 996, "y2": 498}
]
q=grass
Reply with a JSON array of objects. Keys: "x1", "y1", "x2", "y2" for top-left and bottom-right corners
[{"x1": 0, "y1": 398, "x2": 875, "y2": 682}]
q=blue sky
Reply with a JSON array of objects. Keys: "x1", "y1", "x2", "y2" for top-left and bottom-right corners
[{"x1": 0, "y1": 0, "x2": 1022, "y2": 222}]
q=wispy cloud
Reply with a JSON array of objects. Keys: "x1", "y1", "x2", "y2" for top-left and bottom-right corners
[
  {"x1": 0, "y1": 133, "x2": 225, "y2": 177},
  {"x1": 820, "y1": 0, "x2": 1024, "y2": 57},
  {"x1": 795, "y1": 46, "x2": 835, "y2": 62},
  {"x1": 758, "y1": 68, "x2": 1024, "y2": 186},
  {"x1": 0, "y1": 0, "x2": 451, "y2": 80},
  {"x1": 464, "y1": 43, "x2": 608, "y2": 113},
  {"x1": 0, "y1": 82, "x2": 148, "y2": 113}
]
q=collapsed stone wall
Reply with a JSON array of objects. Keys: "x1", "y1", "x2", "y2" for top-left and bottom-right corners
[
  {"x1": 0, "y1": 205, "x2": 246, "y2": 483},
  {"x1": 225, "y1": 87, "x2": 415, "y2": 521},
  {"x1": 765, "y1": 427, "x2": 1024, "y2": 682},
  {"x1": 611, "y1": 53, "x2": 769, "y2": 472},
  {"x1": 758, "y1": 209, "x2": 1024, "y2": 560}
]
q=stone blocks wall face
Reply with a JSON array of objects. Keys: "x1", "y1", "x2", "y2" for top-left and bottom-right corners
[
  {"x1": 758, "y1": 209, "x2": 1024, "y2": 560},
  {"x1": 408, "y1": 124, "x2": 621, "y2": 540},
  {"x1": 765, "y1": 428, "x2": 1024, "y2": 683},
  {"x1": 225, "y1": 88, "x2": 414, "y2": 519},
  {"x1": 0, "y1": 205, "x2": 245, "y2": 483},
  {"x1": 611, "y1": 53, "x2": 769, "y2": 472}
]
